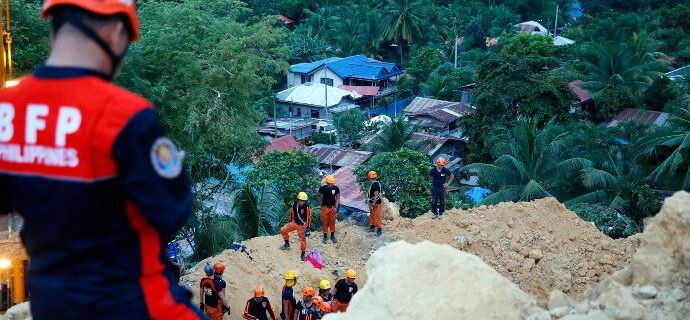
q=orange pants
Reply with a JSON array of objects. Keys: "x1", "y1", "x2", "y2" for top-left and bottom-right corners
[
  {"x1": 321, "y1": 207, "x2": 337, "y2": 233},
  {"x1": 204, "y1": 304, "x2": 224, "y2": 320},
  {"x1": 331, "y1": 299, "x2": 349, "y2": 312},
  {"x1": 281, "y1": 222, "x2": 307, "y2": 251},
  {"x1": 369, "y1": 204, "x2": 382, "y2": 229}
]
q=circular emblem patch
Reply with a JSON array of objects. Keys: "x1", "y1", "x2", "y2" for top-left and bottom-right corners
[{"x1": 150, "y1": 137, "x2": 182, "y2": 179}]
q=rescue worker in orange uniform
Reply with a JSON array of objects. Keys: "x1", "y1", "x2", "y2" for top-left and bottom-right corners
[
  {"x1": 281, "y1": 270, "x2": 298, "y2": 320},
  {"x1": 294, "y1": 287, "x2": 321, "y2": 320},
  {"x1": 367, "y1": 171, "x2": 383, "y2": 237},
  {"x1": 243, "y1": 286, "x2": 278, "y2": 320},
  {"x1": 199, "y1": 263, "x2": 214, "y2": 311},
  {"x1": 317, "y1": 175, "x2": 340, "y2": 244},
  {"x1": 202, "y1": 263, "x2": 230, "y2": 320},
  {"x1": 280, "y1": 192, "x2": 312, "y2": 261},
  {"x1": 331, "y1": 269, "x2": 358, "y2": 312},
  {"x1": 429, "y1": 157, "x2": 454, "y2": 219},
  {"x1": 311, "y1": 296, "x2": 331, "y2": 318},
  {"x1": 0, "y1": 0, "x2": 204, "y2": 318}
]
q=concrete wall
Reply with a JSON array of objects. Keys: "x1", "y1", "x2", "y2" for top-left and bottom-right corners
[{"x1": 288, "y1": 67, "x2": 344, "y2": 88}]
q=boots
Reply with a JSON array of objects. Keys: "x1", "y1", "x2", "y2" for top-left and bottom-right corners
[
  {"x1": 369, "y1": 225, "x2": 375, "y2": 232},
  {"x1": 300, "y1": 251, "x2": 306, "y2": 262},
  {"x1": 280, "y1": 240, "x2": 290, "y2": 250},
  {"x1": 322, "y1": 234, "x2": 328, "y2": 244},
  {"x1": 330, "y1": 233, "x2": 337, "y2": 243},
  {"x1": 376, "y1": 229, "x2": 383, "y2": 237}
]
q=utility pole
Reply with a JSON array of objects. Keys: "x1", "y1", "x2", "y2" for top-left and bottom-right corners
[
  {"x1": 454, "y1": 36, "x2": 458, "y2": 69},
  {"x1": 554, "y1": 4, "x2": 559, "y2": 37}
]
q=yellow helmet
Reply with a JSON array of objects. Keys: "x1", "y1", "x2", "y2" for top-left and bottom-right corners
[
  {"x1": 297, "y1": 192, "x2": 308, "y2": 201},
  {"x1": 325, "y1": 175, "x2": 336, "y2": 184},
  {"x1": 345, "y1": 269, "x2": 357, "y2": 279},
  {"x1": 284, "y1": 270, "x2": 298, "y2": 280},
  {"x1": 319, "y1": 279, "x2": 331, "y2": 290},
  {"x1": 367, "y1": 171, "x2": 377, "y2": 179}
]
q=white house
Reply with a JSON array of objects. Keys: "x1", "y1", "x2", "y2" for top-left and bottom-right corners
[{"x1": 287, "y1": 55, "x2": 404, "y2": 97}]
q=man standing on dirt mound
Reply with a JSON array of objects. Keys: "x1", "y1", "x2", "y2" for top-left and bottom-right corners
[
  {"x1": 429, "y1": 157, "x2": 454, "y2": 219},
  {"x1": 280, "y1": 192, "x2": 312, "y2": 261},
  {"x1": 317, "y1": 175, "x2": 340, "y2": 244},
  {"x1": 331, "y1": 269, "x2": 358, "y2": 312},
  {"x1": 0, "y1": 0, "x2": 205, "y2": 318},
  {"x1": 367, "y1": 171, "x2": 383, "y2": 237},
  {"x1": 202, "y1": 263, "x2": 230, "y2": 319}
]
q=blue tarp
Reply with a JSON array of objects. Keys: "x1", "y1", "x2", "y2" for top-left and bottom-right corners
[
  {"x1": 369, "y1": 97, "x2": 414, "y2": 117},
  {"x1": 465, "y1": 187, "x2": 492, "y2": 204}
]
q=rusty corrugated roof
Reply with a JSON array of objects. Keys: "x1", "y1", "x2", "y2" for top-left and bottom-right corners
[
  {"x1": 609, "y1": 108, "x2": 670, "y2": 127},
  {"x1": 306, "y1": 144, "x2": 372, "y2": 168},
  {"x1": 405, "y1": 97, "x2": 475, "y2": 128}
]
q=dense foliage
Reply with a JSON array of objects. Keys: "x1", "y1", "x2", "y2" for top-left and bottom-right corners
[
  {"x1": 355, "y1": 148, "x2": 431, "y2": 218},
  {"x1": 11, "y1": 0, "x2": 690, "y2": 257}
]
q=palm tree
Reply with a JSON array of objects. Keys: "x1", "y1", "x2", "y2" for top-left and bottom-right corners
[
  {"x1": 635, "y1": 103, "x2": 690, "y2": 189},
  {"x1": 579, "y1": 33, "x2": 669, "y2": 97},
  {"x1": 463, "y1": 118, "x2": 591, "y2": 204},
  {"x1": 361, "y1": 10, "x2": 386, "y2": 57},
  {"x1": 383, "y1": 0, "x2": 423, "y2": 61},
  {"x1": 331, "y1": 8, "x2": 365, "y2": 55},
  {"x1": 232, "y1": 184, "x2": 286, "y2": 239},
  {"x1": 303, "y1": 5, "x2": 337, "y2": 40},
  {"x1": 422, "y1": 74, "x2": 454, "y2": 100},
  {"x1": 367, "y1": 117, "x2": 419, "y2": 153}
]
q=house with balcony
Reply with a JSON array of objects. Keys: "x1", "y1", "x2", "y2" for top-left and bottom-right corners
[{"x1": 287, "y1": 54, "x2": 404, "y2": 98}]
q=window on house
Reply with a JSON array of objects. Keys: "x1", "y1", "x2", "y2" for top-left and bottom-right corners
[
  {"x1": 288, "y1": 106, "x2": 294, "y2": 115},
  {"x1": 311, "y1": 109, "x2": 320, "y2": 119},
  {"x1": 301, "y1": 74, "x2": 312, "y2": 84},
  {"x1": 296, "y1": 108, "x2": 302, "y2": 116},
  {"x1": 320, "y1": 77, "x2": 334, "y2": 86}
]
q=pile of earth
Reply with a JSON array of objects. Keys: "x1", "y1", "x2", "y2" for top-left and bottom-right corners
[
  {"x1": 181, "y1": 197, "x2": 638, "y2": 317},
  {"x1": 324, "y1": 191, "x2": 690, "y2": 320}
]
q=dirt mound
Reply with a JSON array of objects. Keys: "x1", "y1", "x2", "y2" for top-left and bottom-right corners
[
  {"x1": 384, "y1": 198, "x2": 637, "y2": 300},
  {"x1": 324, "y1": 241, "x2": 545, "y2": 320},
  {"x1": 323, "y1": 192, "x2": 690, "y2": 320},
  {"x1": 181, "y1": 197, "x2": 637, "y2": 317},
  {"x1": 549, "y1": 191, "x2": 690, "y2": 319}
]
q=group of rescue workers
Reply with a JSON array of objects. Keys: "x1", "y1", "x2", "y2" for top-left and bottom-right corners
[
  {"x1": 278, "y1": 157, "x2": 455, "y2": 262},
  {"x1": 199, "y1": 263, "x2": 358, "y2": 320},
  {"x1": 197, "y1": 158, "x2": 453, "y2": 319}
]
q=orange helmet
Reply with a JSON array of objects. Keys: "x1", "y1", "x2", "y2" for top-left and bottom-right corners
[
  {"x1": 302, "y1": 287, "x2": 315, "y2": 298},
  {"x1": 213, "y1": 262, "x2": 225, "y2": 274},
  {"x1": 435, "y1": 157, "x2": 447, "y2": 166},
  {"x1": 41, "y1": 0, "x2": 140, "y2": 41},
  {"x1": 367, "y1": 171, "x2": 378, "y2": 179},
  {"x1": 254, "y1": 285, "x2": 265, "y2": 298}
]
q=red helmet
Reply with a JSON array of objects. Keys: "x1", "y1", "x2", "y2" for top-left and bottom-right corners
[
  {"x1": 213, "y1": 262, "x2": 225, "y2": 274},
  {"x1": 41, "y1": 0, "x2": 140, "y2": 41}
]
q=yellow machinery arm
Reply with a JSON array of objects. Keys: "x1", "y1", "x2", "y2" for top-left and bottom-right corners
[{"x1": 0, "y1": 0, "x2": 12, "y2": 86}]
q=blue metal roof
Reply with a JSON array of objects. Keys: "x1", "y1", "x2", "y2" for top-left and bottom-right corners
[{"x1": 290, "y1": 55, "x2": 403, "y2": 81}]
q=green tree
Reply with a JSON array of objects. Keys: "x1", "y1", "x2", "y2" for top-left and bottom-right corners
[
  {"x1": 383, "y1": 0, "x2": 423, "y2": 60},
  {"x1": 367, "y1": 117, "x2": 418, "y2": 153},
  {"x1": 333, "y1": 109, "x2": 364, "y2": 147},
  {"x1": 246, "y1": 150, "x2": 321, "y2": 207},
  {"x1": 569, "y1": 204, "x2": 641, "y2": 238},
  {"x1": 501, "y1": 33, "x2": 556, "y2": 57},
  {"x1": 118, "y1": 0, "x2": 290, "y2": 182},
  {"x1": 467, "y1": 51, "x2": 573, "y2": 161},
  {"x1": 232, "y1": 184, "x2": 286, "y2": 239},
  {"x1": 463, "y1": 118, "x2": 591, "y2": 204},
  {"x1": 356, "y1": 148, "x2": 431, "y2": 217},
  {"x1": 408, "y1": 47, "x2": 443, "y2": 82},
  {"x1": 10, "y1": 0, "x2": 50, "y2": 76},
  {"x1": 636, "y1": 103, "x2": 690, "y2": 190}
]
